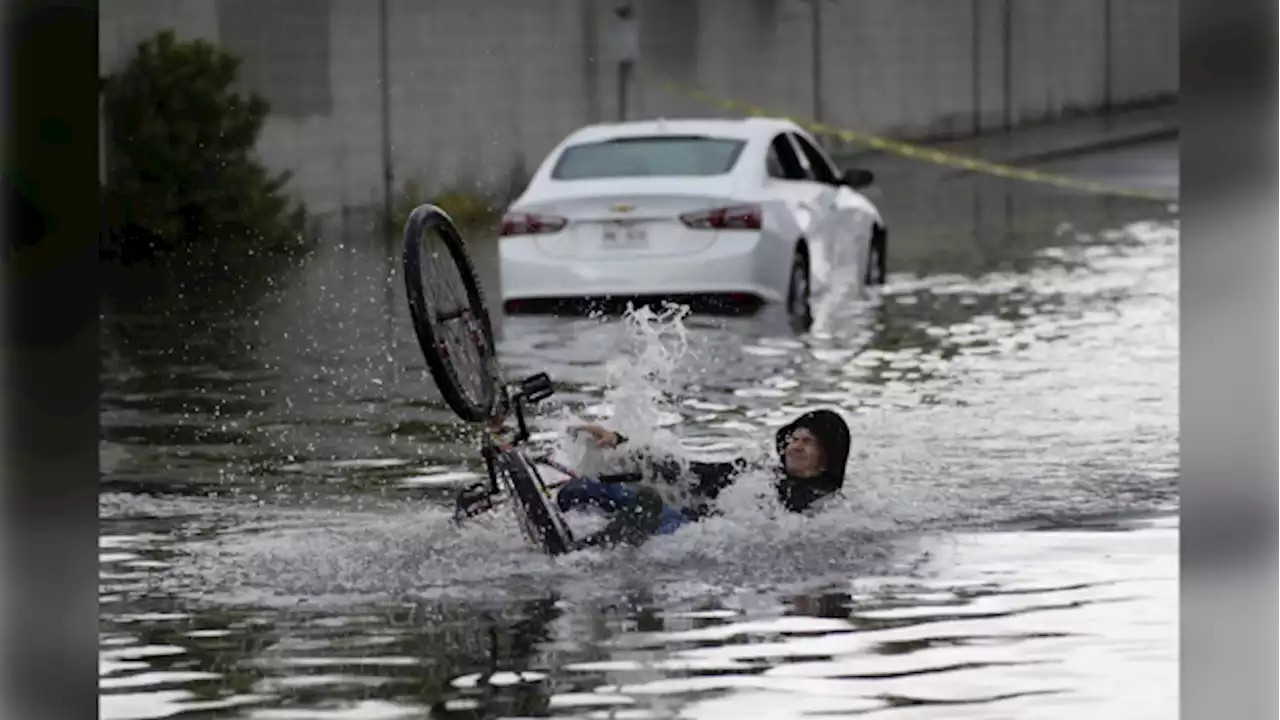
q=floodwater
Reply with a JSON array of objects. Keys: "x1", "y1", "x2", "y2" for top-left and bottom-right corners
[{"x1": 100, "y1": 140, "x2": 1179, "y2": 719}]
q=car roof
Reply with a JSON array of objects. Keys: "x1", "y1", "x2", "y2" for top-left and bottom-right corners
[{"x1": 561, "y1": 116, "x2": 805, "y2": 145}]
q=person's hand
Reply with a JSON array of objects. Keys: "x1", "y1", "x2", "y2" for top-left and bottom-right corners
[{"x1": 572, "y1": 424, "x2": 621, "y2": 448}]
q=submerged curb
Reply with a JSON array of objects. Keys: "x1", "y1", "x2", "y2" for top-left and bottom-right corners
[{"x1": 1000, "y1": 126, "x2": 1180, "y2": 168}]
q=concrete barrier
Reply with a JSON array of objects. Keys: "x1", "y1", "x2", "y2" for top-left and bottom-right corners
[{"x1": 101, "y1": 0, "x2": 1177, "y2": 216}]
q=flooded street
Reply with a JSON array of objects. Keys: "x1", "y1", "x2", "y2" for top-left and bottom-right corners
[{"x1": 100, "y1": 140, "x2": 1179, "y2": 719}]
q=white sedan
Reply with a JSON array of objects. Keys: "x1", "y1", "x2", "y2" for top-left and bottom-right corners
[{"x1": 498, "y1": 117, "x2": 886, "y2": 322}]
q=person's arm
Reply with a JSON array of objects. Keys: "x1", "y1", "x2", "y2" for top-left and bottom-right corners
[
  {"x1": 685, "y1": 457, "x2": 748, "y2": 500},
  {"x1": 572, "y1": 425, "x2": 656, "y2": 484},
  {"x1": 573, "y1": 425, "x2": 747, "y2": 498}
]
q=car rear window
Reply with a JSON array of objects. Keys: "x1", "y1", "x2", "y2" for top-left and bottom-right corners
[{"x1": 550, "y1": 135, "x2": 747, "y2": 180}]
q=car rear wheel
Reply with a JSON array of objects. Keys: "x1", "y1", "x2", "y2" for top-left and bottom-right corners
[
  {"x1": 865, "y1": 227, "x2": 887, "y2": 286},
  {"x1": 787, "y1": 250, "x2": 811, "y2": 326}
]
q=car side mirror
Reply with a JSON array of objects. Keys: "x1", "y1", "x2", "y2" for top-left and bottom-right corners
[{"x1": 841, "y1": 168, "x2": 874, "y2": 189}]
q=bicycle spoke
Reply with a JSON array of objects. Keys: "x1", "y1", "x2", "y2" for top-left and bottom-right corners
[
  {"x1": 436, "y1": 306, "x2": 467, "y2": 322},
  {"x1": 402, "y1": 204, "x2": 505, "y2": 424},
  {"x1": 418, "y1": 231, "x2": 492, "y2": 407}
]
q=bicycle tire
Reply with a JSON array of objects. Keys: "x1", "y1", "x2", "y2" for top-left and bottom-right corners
[
  {"x1": 499, "y1": 450, "x2": 575, "y2": 556},
  {"x1": 402, "y1": 204, "x2": 506, "y2": 423}
]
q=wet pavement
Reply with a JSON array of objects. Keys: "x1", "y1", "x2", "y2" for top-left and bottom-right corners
[{"x1": 99, "y1": 129, "x2": 1179, "y2": 719}]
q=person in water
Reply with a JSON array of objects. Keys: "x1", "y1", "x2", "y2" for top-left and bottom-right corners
[{"x1": 557, "y1": 408, "x2": 852, "y2": 549}]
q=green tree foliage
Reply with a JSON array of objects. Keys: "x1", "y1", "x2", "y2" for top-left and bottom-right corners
[{"x1": 101, "y1": 30, "x2": 311, "y2": 271}]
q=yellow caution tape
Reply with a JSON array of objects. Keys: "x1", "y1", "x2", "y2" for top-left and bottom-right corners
[{"x1": 653, "y1": 80, "x2": 1173, "y2": 202}]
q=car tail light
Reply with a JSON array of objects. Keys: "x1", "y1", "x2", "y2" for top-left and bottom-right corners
[
  {"x1": 500, "y1": 212, "x2": 568, "y2": 236},
  {"x1": 679, "y1": 204, "x2": 762, "y2": 231}
]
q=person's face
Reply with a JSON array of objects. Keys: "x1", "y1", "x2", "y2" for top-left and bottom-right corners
[{"x1": 782, "y1": 427, "x2": 825, "y2": 478}]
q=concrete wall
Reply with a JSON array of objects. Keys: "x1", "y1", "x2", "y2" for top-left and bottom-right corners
[{"x1": 100, "y1": 0, "x2": 1178, "y2": 222}]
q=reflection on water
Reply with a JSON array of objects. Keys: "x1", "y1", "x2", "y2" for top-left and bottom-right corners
[
  {"x1": 100, "y1": 517, "x2": 1176, "y2": 719},
  {"x1": 100, "y1": 158, "x2": 1178, "y2": 718}
]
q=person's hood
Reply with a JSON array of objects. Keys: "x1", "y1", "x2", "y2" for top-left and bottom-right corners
[
  {"x1": 775, "y1": 409, "x2": 852, "y2": 484},
  {"x1": 773, "y1": 409, "x2": 851, "y2": 512}
]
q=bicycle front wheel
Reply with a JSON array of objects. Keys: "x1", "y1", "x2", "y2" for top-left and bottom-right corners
[
  {"x1": 499, "y1": 450, "x2": 575, "y2": 556},
  {"x1": 402, "y1": 204, "x2": 506, "y2": 423}
]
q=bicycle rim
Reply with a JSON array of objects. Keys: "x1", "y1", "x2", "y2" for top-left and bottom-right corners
[
  {"x1": 402, "y1": 204, "x2": 504, "y2": 422},
  {"x1": 501, "y1": 452, "x2": 574, "y2": 556}
]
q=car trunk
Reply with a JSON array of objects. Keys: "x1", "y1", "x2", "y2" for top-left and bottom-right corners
[{"x1": 517, "y1": 178, "x2": 746, "y2": 260}]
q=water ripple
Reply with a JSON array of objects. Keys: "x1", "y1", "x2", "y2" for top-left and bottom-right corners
[{"x1": 99, "y1": 198, "x2": 1177, "y2": 718}]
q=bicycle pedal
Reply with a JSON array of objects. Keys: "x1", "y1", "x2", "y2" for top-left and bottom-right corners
[
  {"x1": 519, "y1": 373, "x2": 555, "y2": 403},
  {"x1": 455, "y1": 498, "x2": 498, "y2": 521},
  {"x1": 454, "y1": 483, "x2": 499, "y2": 517}
]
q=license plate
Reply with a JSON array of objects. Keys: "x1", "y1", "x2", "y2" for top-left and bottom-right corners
[{"x1": 601, "y1": 223, "x2": 648, "y2": 249}]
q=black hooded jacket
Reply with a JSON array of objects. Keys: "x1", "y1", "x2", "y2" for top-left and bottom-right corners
[
  {"x1": 598, "y1": 409, "x2": 852, "y2": 518},
  {"x1": 771, "y1": 409, "x2": 851, "y2": 513}
]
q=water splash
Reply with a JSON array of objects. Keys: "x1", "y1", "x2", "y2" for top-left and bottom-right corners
[
  {"x1": 138, "y1": 215, "x2": 1178, "y2": 608},
  {"x1": 527, "y1": 302, "x2": 930, "y2": 566},
  {"x1": 151, "y1": 301, "x2": 910, "y2": 605},
  {"x1": 599, "y1": 303, "x2": 695, "y2": 442},
  {"x1": 539, "y1": 303, "x2": 705, "y2": 479}
]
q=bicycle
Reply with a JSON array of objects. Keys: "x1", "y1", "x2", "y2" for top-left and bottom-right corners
[{"x1": 401, "y1": 203, "x2": 581, "y2": 556}]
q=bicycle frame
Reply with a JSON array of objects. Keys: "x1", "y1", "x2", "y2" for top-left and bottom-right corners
[
  {"x1": 454, "y1": 372, "x2": 619, "y2": 535},
  {"x1": 479, "y1": 372, "x2": 555, "y2": 492},
  {"x1": 451, "y1": 372, "x2": 565, "y2": 523}
]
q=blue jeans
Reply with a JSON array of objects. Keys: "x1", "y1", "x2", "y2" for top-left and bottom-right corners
[{"x1": 556, "y1": 478, "x2": 687, "y2": 545}]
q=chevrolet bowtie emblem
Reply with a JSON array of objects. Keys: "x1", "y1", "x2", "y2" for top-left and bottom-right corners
[{"x1": 610, "y1": 204, "x2": 635, "y2": 213}]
